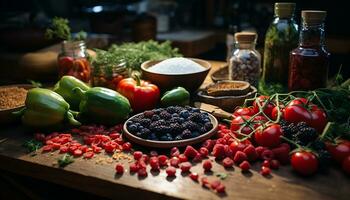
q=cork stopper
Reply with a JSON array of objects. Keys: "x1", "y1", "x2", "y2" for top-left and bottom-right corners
[
  {"x1": 234, "y1": 32, "x2": 257, "y2": 43},
  {"x1": 275, "y1": 2, "x2": 296, "y2": 18},
  {"x1": 302, "y1": 10, "x2": 327, "y2": 25}
]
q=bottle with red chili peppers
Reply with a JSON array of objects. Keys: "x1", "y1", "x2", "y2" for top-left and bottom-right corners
[
  {"x1": 57, "y1": 41, "x2": 91, "y2": 83},
  {"x1": 288, "y1": 10, "x2": 330, "y2": 91}
]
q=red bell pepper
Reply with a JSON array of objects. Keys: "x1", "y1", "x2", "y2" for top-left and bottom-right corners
[{"x1": 117, "y1": 77, "x2": 160, "y2": 113}]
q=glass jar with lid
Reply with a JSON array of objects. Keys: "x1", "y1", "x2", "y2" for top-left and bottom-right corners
[
  {"x1": 288, "y1": 10, "x2": 330, "y2": 91},
  {"x1": 262, "y1": 2, "x2": 298, "y2": 86},
  {"x1": 228, "y1": 32, "x2": 261, "y2": 86},
  {"x1": 92, "y1": 63, "x2": 129, "y2": 89},
  {"x1": 57, "y1": 40, "x2": 92, "y2": 83}
]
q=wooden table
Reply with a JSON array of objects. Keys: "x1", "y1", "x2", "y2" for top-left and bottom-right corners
[{"x1": 0, "y1": 61, "x2": 349, "y2": 200}]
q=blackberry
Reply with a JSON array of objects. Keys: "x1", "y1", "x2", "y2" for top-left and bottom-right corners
[
  {"x1": 192, "y1": 108, "x2": 200, "y2": 113},
  {"x1": 188, "y1": 112, "x2": 201, "y2": 122},
  {"x1": 151, "y1": 115, "x2": 160, "y2": 121},
  {"x1": 296, "y1": 122, "x2": 308, "y2": 130},
  {"x1": 159, "y1": 111, "x2": 171, "y2": 119},
  {"x1": 279, "y1": 119, "x2": 288, "y2": 127},
  {"x1": 166, "y1": 106, "x2": 178, "y2": 114},
  {"x1": 183, "y1": 121, "x2": 199, "y2": 131},
  {"x1": 169, "y1": 123, "x2": 184, "y2": 134},
  {"x1": 281, "y1": 123, "x2": 298, "y2": 139},
  {"x1": 179, "y1": 110, "x2": 190, "y2": 119},
  {"x1": 168, "y1": 117, "x2": 181, "y2": 124},
  {"x1": 295, "y1": 127, "x2": 318, "y2": 145},
  {"x1": 140, "y1": 128, "x2": 151, "y2": 139},
  {"x1": 160, "y1": 133, "x2": 173, "y2": 141},
  {"x1": 199, "y1": 127, "x2": 207, "y2": 133},
  {"x1": 182, "y1": 129, "x2": 192, "y2": 139},
  {"x1": 144, "y1": 110, "x2": 155, "y2": 118},
  {"x1": 179, "y1": 117, "x2": 185, "y2": 123},
  {"x1": 149, "y1": 121, "x2": 165, "y2": 131},
  {"x1": 140, "y1": 118, "x2": 151, "y2": 127},
  {"x1": 148, "y1": 133, "x2": 158, "y2": 140},
  {"x1": 310, "y1": 140, "x2": 326, "y2": 151},
  {"x1": 137, "y1": 125, "x2": 144, "y2": 131},
  {"x1": 171, "y1": 113, "x2": 179, "y2": 118},
  {"x1": 204, "y1": 122, "x2": 213, "y2": 131},
  {"x1": 128, "y1": 124, "x2": 138, "y2": 133}
]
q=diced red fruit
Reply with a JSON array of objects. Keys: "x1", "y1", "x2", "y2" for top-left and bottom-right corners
[
  {"x1": 233, "y1": 151, "x2": 248, "y2": 164},
  {"x1": 203, "y1": 160, "x2": 212, "y2": 171},
  {"x1": 255, "y1": 146, "x2": 267, "y2": 159},
  {"x1": 261, "y1": 149, "x2": 274, "y2": 161},
  {"x1": 193, "y1": 153, "x2": 202, "y2": 163},
  {"x1": 170, "y1": 147, "x2": 180, "y2": 157},
  {"x1": 243, "y1": 145, "x2": 258, "y2": 161},
  {"x1": 216, "y1": 184, "x2": 226, "y2": 193},
  {"x1": 270, "y1": 159, "x2": 280, "y2": 169},
  {"x1": 137, "y1": 168, "x2": 148, "y2": 177},
  {"x1": 202, "y1": 139, "x2": 216, "y2": 152},
  {"x1": 210, "y1": 180, "x2": 221, "y2": 190},
  {"x1": 141, "y1": 154, "x2": 149, "y2": 163},
  {"x1": 133, "y1": 151, "x2": 143, "y2": 160},
  {"x1": 189, "y1": 173, "x2": 199, "y2": 181},
  {"x1": 59, "y1": 146, "x2": 69, "y2": 153},
  {"x1": 122, "y1": 142, "x2": 132, "y2": 151},
  {"x1": 149, "y1": 157, "x2": 160, "y2": 170},
  {"x1": 184, "y1": 145, "x2": 198, "y2": 158},
  {"x1": 130, "y1": 163, "x2": 139, "y2": 173},
  {"x1": 170, "y1": 157, "x2": 180, "y2": 167},
  {"x1": 180, "y1": 162, "x2": 192, "y2": 173},
  {"x1": 109, "y1": 132, "x2": 120, "y2": 139},
  {"x1": 212, "y1": 144, "x2": 226, "y2": 159},
  {"x1": 222, "y1": 157, "x2": 234, "y2": 168},
  {"x1": 260, "y1": 166, "x2": 271, "y2": 176},
  {"x1": 229, "y1": 141, "x2": 246, "y2": 156},
  {"x1": 199, "y1": 147, "x2": 209, "y2": 157},
  {"x1": 150, "y1": 151, "x2": 158, "y2": 157},
  {"x1": 166, "y1": 166, "x2": 176, "y2": 177},
  {"x1": 83, "y1": 151, "x2": 94, "y2": 159},
  {"x1": 271, "y1": 144, "x2": 290, "y2": 164},
  {"x1": 73, "y1": 149, "x2": 83, "y2": 157},
  {"x1": 239, "y1": 160, "x2": 251, "y2": 171},
  {"x1": 262, "y1": 160, "x2": 270, "y2": 168},
  {"x1": 224, "y1": 145, "x2": 234, "y2": 158},
  {"x1": 158, "y1": 155, "x2": 168, "y2": 166},
  {"x1": 201, "y1": 177, "x2": 210, "y2": 188},
  {"x1": 42, "y1": 145, "x2": 53, "y2": 152},
  {"x1": 92, "y1": 145, "x2": 102, "y2": 153},
  {"x1": 178, "y1": 154, "x2": 188, "y2": 163},
  {"x1": 115, "y1": 164, "x2": 124, "y2": 174},
  {"x1": 216, "y1": 138, "x2": 226, "y2": 145}
]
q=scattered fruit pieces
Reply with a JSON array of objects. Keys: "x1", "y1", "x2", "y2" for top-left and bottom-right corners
[{"x1": 203, "y1": 160, "x2": 212, "y2": 171}]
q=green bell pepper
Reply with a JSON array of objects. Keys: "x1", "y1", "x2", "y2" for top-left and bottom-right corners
[
  {"x1": 53, "y1": 76, "x2": 90, "y2": 110},
  {"x1": 74, "y1": 87, "x2": 131, "y2": 125},
  {"x1": 161, "y1": 87, "x2": 190, "y2": 106},
  {"x1": 17, "y1": 88, "x2": 80, "y2": 128}
]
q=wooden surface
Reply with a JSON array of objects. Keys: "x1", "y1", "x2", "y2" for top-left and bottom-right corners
[{"x1": 0, "y1": 61, "x2": 349, "y2": 200}]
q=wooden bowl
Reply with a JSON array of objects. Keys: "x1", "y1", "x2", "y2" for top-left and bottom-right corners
[
  {"x1": 123, "y1": 111, "x2": 218, "y2": 148},
  {"x1": 197, "y1": 85, "x2": 257, "y2": 112},
  {"x1": 141, "y1": 58, "x2": 211, "y2": 93},
  {"x1": 207, "y1": 80, "x2": 251, "y2": 96},
  {"x1": 0, "y1": 84, "x2": 33, "y2": 125},
  {"x1": 211, "y1": 66, "x2": 229, "y2": 82}
]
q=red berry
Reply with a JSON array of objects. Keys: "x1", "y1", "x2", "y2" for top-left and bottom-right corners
[
  {"x1": 203, "y1": 160, "x2": 212, "y2": 171},
  {"x1": 270, "y1": 159, "x2": 280, "y2": 169},
  {"x1": 170, "y1": 157, "x2": 180, "y2": 167},
  {"x1": 180, "y1": 162, "x2": 192, "y2": 172},
  {"x1": 212, "y1": 144, "x2": 226, "y2": 159},
  {"x1": 216, "y1": 138, "x2": 226, "y2": 145},
  {"x1": 271, "y1": 144, "x2": 290, "y2": 164},
  {"x1": 229, "y1": 140, "x2": 246, "y2": 156},
  {"x1": 216, "y1": 184, "x2": 226, "y2": 193},
  {"x1": 149, "y1": 157, "x2": 160, "y2": 170},
  {"x1": 42, "y1": 145, "x2": 53, "y2": 152},
  {"x1": 115, "y1": 164, "x2": 124, "y2": 174},
  {"x1": 261, "y1": 149, "x2": 274, "y2": 161},
  {"x1": 243, "y1": 145, "x2": 258, "y2": 161},
  {"x1": 201, "y1": 177, "x2": 210, "y2": 188},
  {"x1": 202, "y1": 139, "x2": 216, "y2": 152},
  {"x1": 73, "y1": 149, "x2": 83, "y2": 157},
  {"x1": 59, "y1": 146, "x2": 69, "y2": 153},
  {"x1": 184, "y1": 145, "x2": 198, "y2": 158},
  {"x1": 222, "y1": 157, "x2": 234, "y2": 168},
  {"x1": 255, "y1": 146, "x2": 267, "y2": 159},
  {"x1": 170, "y1": 147, "x2": 180, "y2": 157},
  {"x1": 141, "y1": 154, "x2": 149, "y2": 163},
  {"x1": 138, "y1": 168, "x2": 148, "y2": 177},
  {"x1": 129, "y1": 163, "x2": 139, "y2": 173},
  {"x1": 83, "y1": 151, "x2": 94, "y2": 159},
  {"x1": 178, "y1": 154, "x2": 188, "y2": 163},
  {"x1": 193, "y1": 153, "x2": 202, "y2": 163},
  {"x1": 239, "y1": 160, "x2": 251, "y2": 171},
  {"x1": 199, "y1": 147, "x2": 209, "y2": 157},
  {"x1": 210, "y1": 180, "x2": 221, "y2": 190},
  {"x1": 122, "y1": 142, "x2": 132, "y2": 151},
  {"x1": 233, "y1": 151, "x2": 248, "y2": 164},
  {"x1": 109, "y1": 132, "x2": 120, "y2": 139},
  {"x1": 189, "y1": 173, "x2": 199, "y2": 181},
  {"x1": 158, "y1": 155, "x2": 168, "y2": 166},
  {"x1": 166, "y1": 166, "x2": 176, "y2": 177},
  {"x1": 224, "y1": 145, "x2": 234, "y2": 158},
  {"x1": 133, "y1": 151, "x2": 143, "y2": 160},
  {"x1": 260, "y1": 166, "x2": 271, "y2": 176},
  {"x1": 262, "y1": 160, "x2": 270, "y2": 168}
]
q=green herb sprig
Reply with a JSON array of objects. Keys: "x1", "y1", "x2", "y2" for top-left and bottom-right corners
[
  {"x1": 45, "y1": 17, "x2": 86, "y2": 41},
  {"x1": 58, "y1": 154, "x2": 74, "y2": 168},
  {"x1": 22, "y1": 139, "x2": 43, "y2": 154}
]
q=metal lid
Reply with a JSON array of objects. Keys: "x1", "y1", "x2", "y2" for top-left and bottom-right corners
[
  {"x1": 234, "y1": 32, "x2": 257, "y2": 43},
  {"x1": 302, "y1": 10, "x2": 327, "y2": 25},
  {"x1": 275, "y1": 2, "x2": 296, "y2": 18}
]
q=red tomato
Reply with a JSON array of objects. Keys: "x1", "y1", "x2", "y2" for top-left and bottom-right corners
[
  {"x1": 58, "y1": 56, "x2": 74, "y2": 76},
  {"x1": 271, "y1": 105, "x2": 284, "y2": 121},
  {"x1": 233, "y1": 107, "x2": 255, "y2": 118},
  {"x1": 342, "y1": 155, "x2": 350, "y2": 175},
  {"x1": 117, "y1": 78, "x2": 160, "y2": 113},
  {"x1": 254, "y1": 124, "x2": 282, "y2": 148},
  {"x1": 291, "y1": 151, "x2": 318, "y2": 176},
  {"x1": 326, "y1": 140, "x2": 350, "y2": 163},
  {"x1": 230, "y1": 115, "x2": 253, "y2": 137},
  {"x1": 253, "y1": 96, "x2": 274, "y2": 118}
]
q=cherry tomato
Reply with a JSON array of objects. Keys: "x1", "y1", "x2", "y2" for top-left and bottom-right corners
[
  {"x1": 291, "y1": 151, "x2": 318, "y2": 176},
  {"x1": 253, "y1": 96, "x2": 274, "y2": 118},
  {"x1": 342, "y1": 155, "x2": 350, "y2": 175},
  {"x1": 230, "y1": 115, "x2": 251, "y2": 132},
  {"x1": 326, "y1": 140, "x2": 350, "y2": 163},
  {"x1": 58, "y1": 56, "x2": 74, "y2": 76},
  {"x1": 271, "y1": 105, "x2": 284, "y2": 121},
  {"x1": 254, "y1": 124, "x2": 282, "y2": 148},
  {"x1": 233, "y1": 107, "x2": 255, "y2": 118}
]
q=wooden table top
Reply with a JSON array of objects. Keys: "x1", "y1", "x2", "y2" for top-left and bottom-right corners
[{"x1": 0, "y1": 61, "x2": 349, "y2": 200}]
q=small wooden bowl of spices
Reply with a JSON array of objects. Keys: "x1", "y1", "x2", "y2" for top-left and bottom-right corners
[{"x1": 0, "y1": 84, "x2": 33, "y2": 124}]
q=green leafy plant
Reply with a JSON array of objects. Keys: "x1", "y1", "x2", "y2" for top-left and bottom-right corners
[
  {"x1": 58, "y1": 154, "x2": 74, "y2": 167},
  {"x1": 45, "y1": 17, "x2": 86, "y2": 41},
  {"x1": 22, "y1": 140, "x2": 43, "y2": 154}
]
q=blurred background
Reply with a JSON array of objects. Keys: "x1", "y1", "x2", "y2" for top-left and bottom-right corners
[{"x1": 0, "y1": 0, "x2": 349, "y2": 83}]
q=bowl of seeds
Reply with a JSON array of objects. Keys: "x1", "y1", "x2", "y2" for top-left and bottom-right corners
[{"x1": 0, "y1": 84, "x2": 33, "y2": 124}]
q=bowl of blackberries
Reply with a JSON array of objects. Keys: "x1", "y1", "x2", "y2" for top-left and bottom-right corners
[{"x1": 123, "y1": 106, "x2": 218, "y2": 148}]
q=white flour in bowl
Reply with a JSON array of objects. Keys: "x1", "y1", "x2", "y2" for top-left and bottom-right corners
[{"x1": 148, "y1": 58, "x2": 205, "y2": 74}]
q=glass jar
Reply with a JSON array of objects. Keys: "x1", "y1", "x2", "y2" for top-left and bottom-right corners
[
  {"x1": 92, "y1": 64, "x2": 129, "y2": 89},
  {"x1": 288, "y1": 10, "x2": 330, "y2": 91},
  {"x1": 229, "y1": 32, "x2": 261, "y2": 86},
  {"x1": 57, "y1": 40, "x2": 91, "y2": 83},
  {"x1": 262, "y1": 2, "x2": 298, "y2": 86}
]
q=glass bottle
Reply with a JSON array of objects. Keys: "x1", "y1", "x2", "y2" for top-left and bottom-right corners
[
  {"x1": 57, "y1": 40, "x2": 91, "y2": 83},
  {"x1": 288, "y1": 10, "x2": 330, "y2": 91},
  {"x1": 262, "y1": 2, "x2": 298, "y2": 86},
  {"x1": 229, "y1": 32, "x2": 261, "y2": 87}
]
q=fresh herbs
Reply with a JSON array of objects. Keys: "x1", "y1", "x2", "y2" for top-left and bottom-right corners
[
  {"x1": 58, "y1": 154, "x2": 74, "y2": 167},
  {"x1": 92, "y1": 40, "x2": 182, "y2": 74},
  {"x1": 258, "y1": 80, "x2": 286, "y2": 96},
  {"x1": 23, "y1": 139, "x2": 43, "y2": 154},
  {"x1": 45, "y1": 17, "x2": 86, "y2": 41},
  {"x1": 215, "y1": 172, "x2": 228, "y2": 180}
]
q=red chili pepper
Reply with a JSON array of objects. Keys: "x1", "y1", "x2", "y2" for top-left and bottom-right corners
[{"x1": 117, "y1": 77, "x2": 160, "y2": 113}]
